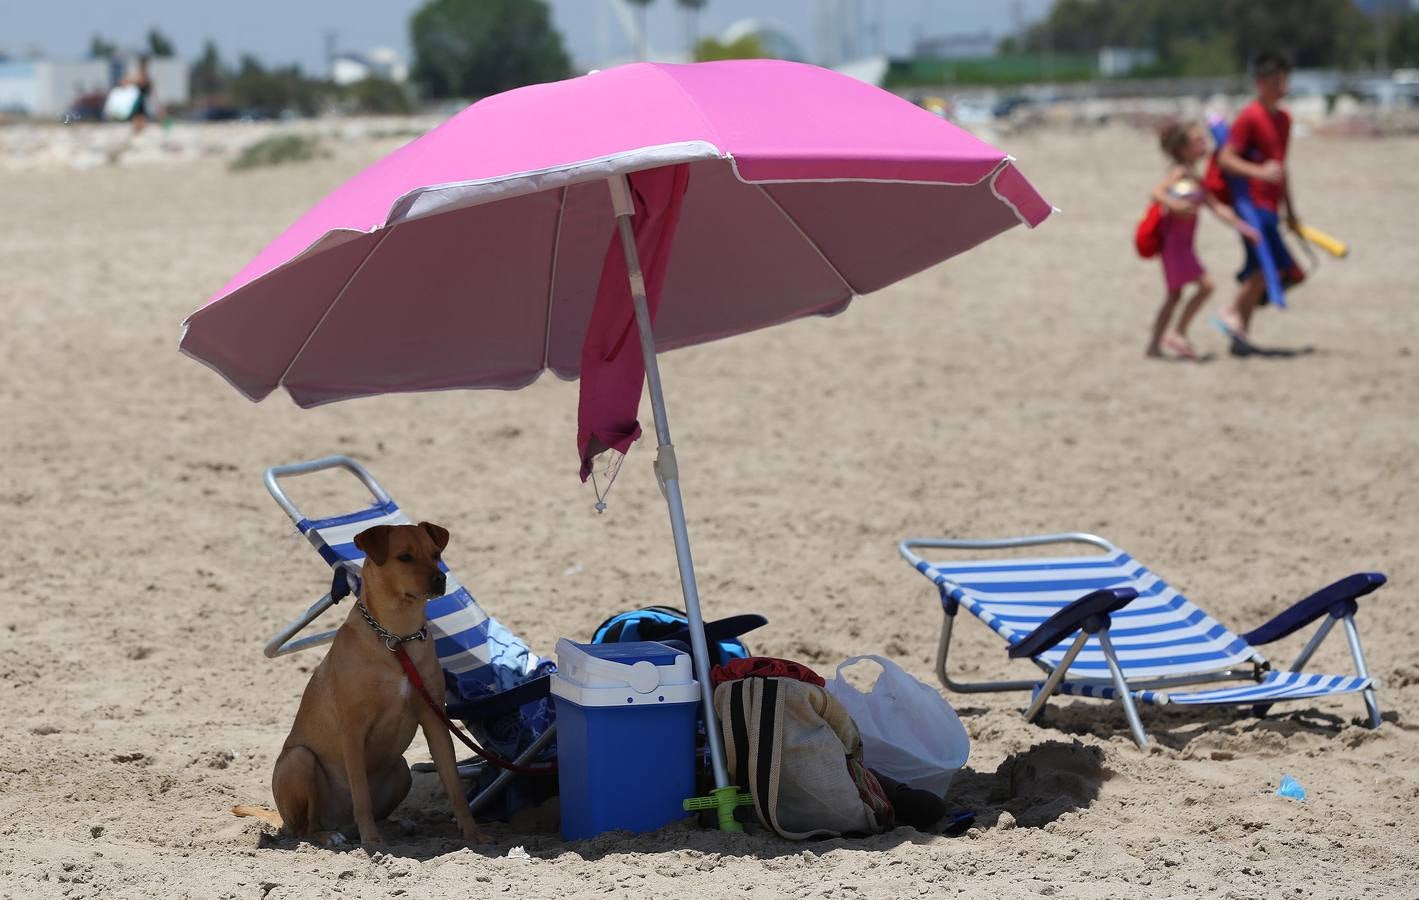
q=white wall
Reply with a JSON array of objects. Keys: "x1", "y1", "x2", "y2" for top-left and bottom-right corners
[
  {"x1": 146, "y1": 57, "x2": 190, "y2": 107},
  {"x1": 0, "y1": 61, "x2": 43, "y2": 114},
  {"x1": 0, "y1": 60, "x2": 111, "y2": 117},
  {"x1": 41, "y1": 61, "x2": 112, "y2": 116}
]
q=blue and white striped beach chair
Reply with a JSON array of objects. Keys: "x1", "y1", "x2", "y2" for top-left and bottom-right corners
[
  {"x1": 899, "y1": 533, "x2": 1386, "y2": 748},
  {"x1": 263, "y1": 456, "x2": 555, "y2": 809}
]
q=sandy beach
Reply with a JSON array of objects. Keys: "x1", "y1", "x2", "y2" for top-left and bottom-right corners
[{"x1": 1, "y1": 121, "x2": 1417, "y2": 899}]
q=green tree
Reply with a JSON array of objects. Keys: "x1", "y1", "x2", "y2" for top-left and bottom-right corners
[
  {"x1": 409, "y1": 0, "x2": 570, "y2": 99},
  {"x1": 1229, "y1": 0, "x2": 1370, "y2": 70},
  {"x1": 345, "y1": 77, "x2": 414, "y2": 114},
  {"x1": 1022, "y1": 0, "x2": 1374, "y2": 75},
  {"x1": 88, "y1": 34, "x2": 117, "y2": 59},
  {"x1": 147, "y1": 28, "x2": 176, "y2": 57},
  {"x1": 1392, "y1": 12, "x2": 1419, "y2": 66},
  {"x1": 228, "y1": 55, "x2": 325, "y2": 116},
  {"x1": 693, "y1": 34, "x2": 766, "y2": 62},
  {"x1": 191, "y1": 39, "x2": 226, "y2": 98}
]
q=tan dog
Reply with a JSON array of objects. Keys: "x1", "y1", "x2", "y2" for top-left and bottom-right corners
[{"x1": 234, "y1": 522, "x2": 488, "y2": 846}]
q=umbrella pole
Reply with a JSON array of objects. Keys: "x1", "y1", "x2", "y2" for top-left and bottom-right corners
[{"x1": 607, "y1": 174, "x2": 741, "y2": 826}]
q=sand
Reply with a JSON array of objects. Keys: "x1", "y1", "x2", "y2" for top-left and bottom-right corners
[{"x1": 1, "y1": 121, "x2": 1417, "y2": 899}]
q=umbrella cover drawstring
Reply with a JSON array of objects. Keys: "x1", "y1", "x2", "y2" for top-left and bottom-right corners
[{"x1": 588, "y1": 448, "x2": 626, "y2": 513}]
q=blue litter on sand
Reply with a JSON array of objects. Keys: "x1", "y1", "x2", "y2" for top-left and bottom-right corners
[
  {"x1": 1276, "y1": 773, "x2": 1306, "y2": 802},
  {"x1": 942, "y1": 810, "x2": 976, "y2": 836}
]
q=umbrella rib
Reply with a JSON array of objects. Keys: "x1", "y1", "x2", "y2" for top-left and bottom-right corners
[
  {"x1": 750, "y1": 182, "x2": 858, "y2": 297},
  {"x1": 275, "y1": 228, "x2": 394, "y2": 393},
  {"x1": 540, "y1": 186, "x2": 568, "y2": 372},
  {"x1": 650, "y1": 64, "x2": 726, "y2": 149}
]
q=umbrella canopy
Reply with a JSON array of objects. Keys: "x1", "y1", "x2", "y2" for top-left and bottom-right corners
[
  {"x1": 180, "y1": 60, "x2": 1052, "y2": 816},
  {"x1": 180, "y1": 60, "x2": 1050, "y2": 410}
]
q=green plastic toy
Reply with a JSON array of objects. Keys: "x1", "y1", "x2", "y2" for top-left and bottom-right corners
[{"x1": 683, "y1": 785, "x2": 754, "y2": 832}]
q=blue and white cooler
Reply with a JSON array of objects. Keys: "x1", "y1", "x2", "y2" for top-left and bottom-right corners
[{"x1": 550, "y1": 638, "x2": 700, "y2": 840}]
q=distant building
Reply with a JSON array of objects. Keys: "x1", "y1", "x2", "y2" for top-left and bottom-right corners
[
  {"x1": 1098, "y1": 46, "x2": 1158, "y2": 78},
  {"x1": 330, "y1": 48, "x2": 408, "y2": 86},
  {"x1": 913, "y1": 32, "x2": 998, "y2": 60}
]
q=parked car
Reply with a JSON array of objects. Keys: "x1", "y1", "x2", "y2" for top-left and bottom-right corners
[
  {"x1": 191, "y1": 104, "x2": 241, "y2": 121},
  {"x1": 991, "y1": 95, "x2": 1033, "y2": 119},
  {"x1": 61, "y1": 92, "x2": 107, "y2": 124}
]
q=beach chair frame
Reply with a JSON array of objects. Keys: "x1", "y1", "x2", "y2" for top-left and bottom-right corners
[
  {"x1": 899, "y1": 533, "x2": 1383, "y2": 748},
  {"x1": 261, "y1": 454, "x2": 557, "y2": 813},
  {"x1": 263, "y1": 455, "x2": 390, "y2": 657}
]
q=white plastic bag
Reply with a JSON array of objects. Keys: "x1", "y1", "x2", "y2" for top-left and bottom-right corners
[
  {"x1": 825, "y1": 655, "x2": 969, "y2": 798},
  {"x1": 103, "y1": 85, "x2": 142, "y2": 121}
]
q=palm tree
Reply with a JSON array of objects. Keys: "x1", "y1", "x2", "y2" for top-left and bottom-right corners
[
  {"x1": 624, "y1": 0, "x2": 654, "y2": 61},
  {"x1": 676, "y1": 0, "x2": 707, "y2": 56}
]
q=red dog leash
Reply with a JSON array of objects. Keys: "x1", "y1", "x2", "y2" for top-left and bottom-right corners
[{"x1": 392, "y1": 644, "x2": 556, "y2": 776}]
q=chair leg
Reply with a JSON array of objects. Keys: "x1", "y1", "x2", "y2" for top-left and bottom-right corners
[
  {"x1": 1248, "y1": 613, "x2": 1333, "y2": 718},
  {"x1": 1341, "y1": 615, "x2": 1382, "y2": 728},
  {"x1": 1254, "y1": 616, "x2": 1340, "y2": 719},
  {"x1": 1289, "y1": 616, "x2": 1336, "y2": 672},
  {"x1": 263, "y1": 591, "x2": 340, "y2": 658},
  {"x1": 935, "y1": 610, "x2": 1042, "y2": 695},
  {"x1": 1098, "y1": 632, "x2": 1148, "y2": 749},
  {"x1": 467, "y1": 723, "x2": 557, "y2": 816},
  {"x1": 933, "y1": 612, "x2": 954, "y2": 692},
  {"x1": 1023, "y1": 631, "x2": 1090, "y2": 724}
]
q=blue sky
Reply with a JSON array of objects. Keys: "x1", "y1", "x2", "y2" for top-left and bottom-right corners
[{"x1": 7, "y1": 1, "x2": 1051, "y2": 72}]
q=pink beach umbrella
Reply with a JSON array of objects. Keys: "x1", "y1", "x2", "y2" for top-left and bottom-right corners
[{"x1": 180, "y1": 60, "x2": 1051, "y2": 817}]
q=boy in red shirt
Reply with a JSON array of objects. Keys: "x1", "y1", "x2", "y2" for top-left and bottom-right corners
[{"x1": 1213, "y1": 50, "x2": 1304, "y2": 345}]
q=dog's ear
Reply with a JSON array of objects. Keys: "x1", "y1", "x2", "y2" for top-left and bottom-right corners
[
  {"x1": 419, "y1": 521, "x2": 450, "y2": 552},
  {"x1": 354, "y1": 525, "x2": 393, "y2": 566}
]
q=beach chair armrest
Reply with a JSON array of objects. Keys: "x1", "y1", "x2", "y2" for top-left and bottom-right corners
[
  {"x1": 658, "y1": 613, "x2": 767, "y2": 646},
  {"x1": 446, "y1": 675, "x2": 551, "y2": 722},
  {"x1": 1008, "y1": 588, "x2": 1138, "y2": 659},
  {"x1": 1240, "y1": 572, "x2": 1387, "y2": 646}
]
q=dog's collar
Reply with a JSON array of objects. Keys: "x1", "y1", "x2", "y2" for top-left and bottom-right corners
[{"x1": 356, "y1": 601, "x2": 429, "y2": 652}]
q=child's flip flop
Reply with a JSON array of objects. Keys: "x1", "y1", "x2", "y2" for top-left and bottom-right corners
[
  {"x1": 1210, "y1": 316, "x2": 1254, "y2": 348},
  {"x1": 1161, "y1": 334, "x2": 1199, "y2": 360}
]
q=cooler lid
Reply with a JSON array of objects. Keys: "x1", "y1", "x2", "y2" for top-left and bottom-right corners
[
  {"x1": 554, "y1": 638, "x2": 693, "y2": 693},
  {"x1": 577, "y1": 641, "x2": 681, "y2": 666}
]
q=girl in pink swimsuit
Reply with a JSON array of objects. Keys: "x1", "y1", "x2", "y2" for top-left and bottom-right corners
[{"x1": 1147, "y1": 122, "x2": 1258, "y2": 359}]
